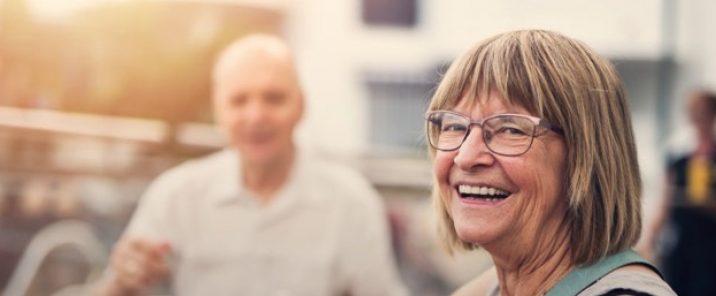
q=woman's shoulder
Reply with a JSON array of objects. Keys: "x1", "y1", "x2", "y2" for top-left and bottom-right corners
[
  {"x1": 579, "y1": 265, "x2": 676, "y2": 296},
  {"x1": 452, "y1": 267, "x2": 498, "y2": 296}
]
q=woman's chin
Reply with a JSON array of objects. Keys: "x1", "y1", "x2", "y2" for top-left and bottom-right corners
[{"x1": 454, "y1": 223, "x2": 500, "y2": 247}]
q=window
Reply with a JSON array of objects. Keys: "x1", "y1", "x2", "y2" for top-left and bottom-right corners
[{"x1": 362, "y1": 0, "x2": 417, "y2": 27}]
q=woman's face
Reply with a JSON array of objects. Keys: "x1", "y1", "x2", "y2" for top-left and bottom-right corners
[{"x1": 434, "y1": 91, "x2": 568, "y2": 252}]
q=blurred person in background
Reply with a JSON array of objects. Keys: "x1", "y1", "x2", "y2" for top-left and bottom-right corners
[
  {"x1": 639, "y1": 89, "x2": 716, "y2": 295},
  {"x1": 94, "y1": 34, "x2": 405, "y2": 296},
  {"x1": 425, "y1": 30, "x2": 675, "y2": 295}
]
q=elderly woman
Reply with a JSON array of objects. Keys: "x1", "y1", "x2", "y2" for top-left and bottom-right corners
[{"x1": 426, "y1": 30, "x2": 676, "y2": 295}]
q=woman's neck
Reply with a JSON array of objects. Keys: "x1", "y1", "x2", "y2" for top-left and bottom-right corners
[
  {"x1": 494, "y1": 246, "x2": 572, "y2": 295},
  {"x1": 490, "y1": 216, "x2": 573, "y2": 295}
]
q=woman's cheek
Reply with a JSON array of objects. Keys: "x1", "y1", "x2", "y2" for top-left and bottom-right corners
[{"x1": 434, "y1": 151, "x2": 455, "y2": 191}]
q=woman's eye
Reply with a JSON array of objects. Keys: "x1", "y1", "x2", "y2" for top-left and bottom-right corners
[
  {"x1": 442, "y1": 124, "x2": 467, "y2": 132},
  {"x1": 496, "y1": 127, "x2": 527, "y2": 135}
]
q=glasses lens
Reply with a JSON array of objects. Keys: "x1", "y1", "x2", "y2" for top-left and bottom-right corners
[
  {"x1": 483, "y1": 115, "x2": 535, "y2": 155},
  {"x1": 427, "y1": 112, "x2": 468, "y2": 150}
]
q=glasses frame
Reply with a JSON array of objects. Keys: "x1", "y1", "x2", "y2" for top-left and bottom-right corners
[{"x1": 425, "y1": 110, "x2": 563, "y2": 156}]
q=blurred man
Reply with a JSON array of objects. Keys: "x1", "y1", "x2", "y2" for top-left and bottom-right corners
[{"x1": 95, "y1": 34, "x2": 405, "y2": 296}]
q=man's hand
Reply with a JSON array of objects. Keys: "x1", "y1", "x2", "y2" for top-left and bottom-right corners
[{"x1": 97, "y1": 237, "x2": 172, "y2": 296}]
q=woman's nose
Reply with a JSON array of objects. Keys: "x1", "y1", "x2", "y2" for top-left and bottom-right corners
[{"x1": 453, "y1": 128, "x2": 496, "y2": 171}]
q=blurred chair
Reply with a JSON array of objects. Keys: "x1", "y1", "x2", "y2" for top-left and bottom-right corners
[{"x1": 2, "y1": 220, "x2": 107, "y2": 296}]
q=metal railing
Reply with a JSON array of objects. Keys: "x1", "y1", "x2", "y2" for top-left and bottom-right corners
[{"x1": 3, "y1": 220, "x2": 107, "y2": 296}]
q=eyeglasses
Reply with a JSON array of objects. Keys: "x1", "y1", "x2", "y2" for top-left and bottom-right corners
[{"x1": 425, "y1": 110, "x2": 563, "y2": 156}]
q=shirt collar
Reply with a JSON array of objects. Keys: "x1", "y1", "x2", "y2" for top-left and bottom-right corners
[
  {"x1": 210, "y1": 147, "x2": 305, "y2": 207},
  {"x1": 209, "y1": 149, "x2": 245, "y2": 206}
]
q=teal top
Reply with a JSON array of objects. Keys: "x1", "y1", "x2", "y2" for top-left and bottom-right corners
[{"x1": 545, "y1": 249, "x2": 658, "y2": 296}]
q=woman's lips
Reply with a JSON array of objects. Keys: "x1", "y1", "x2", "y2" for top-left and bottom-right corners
[
  {"x1": 456, "y1": 184, "x2": 511, "y2": 197},
  {"x1": 453, "y1": 184, "x2": 512, "y2": 205}
]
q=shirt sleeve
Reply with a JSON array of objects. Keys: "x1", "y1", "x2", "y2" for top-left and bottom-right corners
[
  {"x1": 123, "y1": 166, "x2": 186, "y2": 246},
  {"x1": 338, "y1": 175, "x2": 408, "y2": 296},
  {"x1": 95, "y1": 166, "x2": 187, "y2": 295}
]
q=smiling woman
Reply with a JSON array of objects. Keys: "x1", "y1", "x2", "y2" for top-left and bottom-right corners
[{"x1": 426, "y1": 30, "x2": 676, "y2": 296}]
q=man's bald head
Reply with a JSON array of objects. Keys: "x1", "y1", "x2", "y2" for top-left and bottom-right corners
[
  {"x1": 211, "y1": 34, "x2": 304, "y2": 169},
  {"x1": 212, "y1": 34, "x2": 300, "y2": 88}
]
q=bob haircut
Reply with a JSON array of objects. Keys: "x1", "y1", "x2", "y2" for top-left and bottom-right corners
[{"x1": 427, "y1": 30, "x2": 641, "y2": 265}]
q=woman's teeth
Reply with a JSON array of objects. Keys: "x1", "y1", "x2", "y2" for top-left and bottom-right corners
[{"x1": 457, "y1": 184, "x2": 511, "y2": 201}]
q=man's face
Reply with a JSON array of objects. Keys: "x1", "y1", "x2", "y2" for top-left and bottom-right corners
[
  {"x1": 689, "y1": 93, "x2": 716, "y2": 136},
  {"x1": 213, "y1": 53, "x2": 303, "y2": 167}
]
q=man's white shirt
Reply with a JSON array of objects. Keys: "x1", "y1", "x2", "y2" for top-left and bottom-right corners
[{"x1": 125, "y1": 148, "x2": 407, "y2": 296}]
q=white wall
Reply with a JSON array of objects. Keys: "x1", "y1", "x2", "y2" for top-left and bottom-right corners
[
  {"x1": 428, "y1": 0, "x2": 665, "y2": 60},
  {"x1": 285, "y1": 0, "x2": 369, "y2": 154},
  {"x1": 284, "y1": 0, "x2": 670, "y2": 155},
  {"x1": 675, "y1": 0, "x2": 716, "y2": 88}
]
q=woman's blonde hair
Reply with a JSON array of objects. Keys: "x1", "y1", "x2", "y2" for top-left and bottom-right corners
[{"x1": 428, "y1": 30, "x2": 641, "y2": 265}]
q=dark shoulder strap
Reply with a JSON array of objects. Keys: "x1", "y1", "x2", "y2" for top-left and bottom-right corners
[{"x1": 545, "y1": 250, "x2": 658, "y2": 296}]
